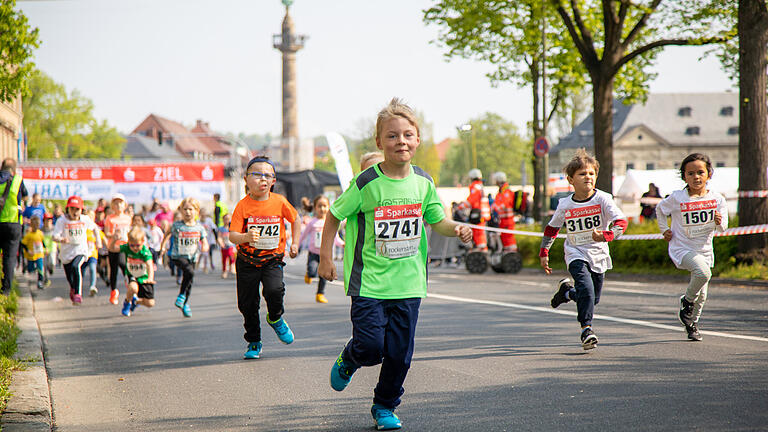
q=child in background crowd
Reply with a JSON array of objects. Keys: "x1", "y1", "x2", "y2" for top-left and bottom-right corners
[
  {"x1": 299, "y1": 195, "x2": 332, "y2": 303},
  {"x1": 82, "y1": 210, "x2": 101, "y2": 296},
  {"x1": 199, "y1": 208, "x2": 218, "y2": 274},
  {"x1": 217, "y1": 213, "x2": 236, "y2": 278},
  {"x1": 318, "y1": 99, "x2": 472, "y2": 431},
  {"x1": 229, "y1": 155, "x2": 300, "y2": 360},
  {"x1": 21, "y1": 215, "x2": 46, "y2": 290},
  {"x1": 52, "y1": 196, "x2": 101, "y2": 305},
  {"x1": 120, "y1": 227, "x2": 156, "y2": 317},
  {"x1": 104, "y1": 194, "x2": 132, "y2": 304},
  {"x1": 42, "y1": 214, "x2": 55, "y2": 286},
  {"x1": 161, "y1": 198, "x2": 208, "y2": 318},
  {"x1": 541, "y1": 148, "x2": 627, "y2": 350},
  {"x1": 656, "y1": 153, "x2": 727, "y2": 341},
  {"x1": 147, "y1": 218, "x2": 164, "y2": 269}
]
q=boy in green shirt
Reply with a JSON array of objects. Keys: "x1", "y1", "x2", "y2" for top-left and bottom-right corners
[
  {"x1": 119, "y1": 227, "x2": 155, "y2": 317},
  {"x1": 319, "y1": 98, "x2": 472, "y2": 431}
]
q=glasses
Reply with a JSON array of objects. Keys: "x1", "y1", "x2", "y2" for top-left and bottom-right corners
[
  {"x1": 128, "y1": 243, "x2": 142, "y2": 248},
  {"x1": 246, "y1": 172, "x2": 275, "y2": 180}
]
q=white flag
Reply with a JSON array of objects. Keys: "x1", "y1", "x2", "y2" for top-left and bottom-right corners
[{"x1": 325, "y1": 132, "x2": 355, "y2": 192}]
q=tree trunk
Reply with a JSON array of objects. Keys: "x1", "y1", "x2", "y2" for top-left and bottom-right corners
[
  {"x1": 592, "y1": 75, "x2": 615, "y2": 194},
  {"x1": 531, "y1": 61, "x2": 545, "y2": 222},
  {"x1": 737, "y1": 0, "x2": 768, "y2": 252}
]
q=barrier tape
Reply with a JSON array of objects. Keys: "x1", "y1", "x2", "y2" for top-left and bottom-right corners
[
  {"x1": 738, "y1": 190, "x2": 768, "y2": 198},
  {"x1": 458, "y1": 222, "x2": 768, "y2": 240}
]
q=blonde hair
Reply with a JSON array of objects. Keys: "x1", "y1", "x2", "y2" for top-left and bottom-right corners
[
  {"x1": 127, "y1": 226, "x2": 146, "y2": 243},
  {"x1": 375, "y1": 98, "x2": 420, "y2": 141},
  {"x1": 564, "y1": 148, "x2": 600, "y2": 178},
  {"x1": 360, "y1": 152, "x2": 385, "y2": 171},
  {"x1": 178, "y1": 197, "x2": 201, "y2": 214}
]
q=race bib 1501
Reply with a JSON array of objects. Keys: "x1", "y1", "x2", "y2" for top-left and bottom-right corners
[
  {"x1": 564, "y1": 205, "x2": 602, "y2": 246},
  {"x1": 247, "y1": 216, "x2": 281, "y2": 250},
  {"x1": 680, "y1": 200, "x2": 717, "y2": 238},
  {"x1": 374, "y1": 203, "x2": 422, "y2": 259}
]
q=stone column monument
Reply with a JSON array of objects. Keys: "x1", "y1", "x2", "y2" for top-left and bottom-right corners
[{"x1": 273, "y1": 0, "x2": 306, "y2": 171}]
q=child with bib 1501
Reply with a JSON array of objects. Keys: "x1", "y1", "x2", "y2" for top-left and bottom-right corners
[
  {"x1": 656, "y1": 153, "x2": 727, "y2": 341},
  {"x1": 540, "y1": 148, "x2": 627, "y2": 351}
]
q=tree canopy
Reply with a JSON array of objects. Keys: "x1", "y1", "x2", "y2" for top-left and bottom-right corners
[
  {"x1": 0, "y1": 0, "x2": 40, "y2": 103},
  {"x1": 25, "y1": 70, "x2": 124, "y2": 159}
]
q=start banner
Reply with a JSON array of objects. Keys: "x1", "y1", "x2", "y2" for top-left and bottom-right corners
[{"x1": 21, "y1": 162, "x2": 225, "y2": 203}]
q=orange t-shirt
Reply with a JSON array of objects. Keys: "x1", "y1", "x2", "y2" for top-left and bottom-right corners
[
  {"x1": 230, "y1": 193, "x2": 298, "y2": 266},
  {"x1": 104, "y1": 213, "x2": 132, "y2": 252}
]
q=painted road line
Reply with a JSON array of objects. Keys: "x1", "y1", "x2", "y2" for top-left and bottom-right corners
[
  {"x1": 432, "y1": 276, "x2": 675, "y2": 297},
  {"x1": 428, "y1": 292, "x2": 768, "y2": 343}
]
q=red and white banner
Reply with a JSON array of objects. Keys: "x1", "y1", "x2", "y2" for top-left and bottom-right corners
[{"x1": 21, "y1": 162, "x2": 225, "y2": 203}]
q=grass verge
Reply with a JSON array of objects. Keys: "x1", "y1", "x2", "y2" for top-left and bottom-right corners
[{"x1": 0, "y1": 281, "x2": 23, "y2": 416}]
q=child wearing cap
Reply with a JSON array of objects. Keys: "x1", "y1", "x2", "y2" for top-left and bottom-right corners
[
  {"x1": 104, "y1": 193, "x2": 132, "y2": 304},
  {"x1": 229, "y1": 155, "x2": 300, "y2": 359},
  {"x1": 52, "y1": 196, "x2": 101, "y2": 305}
]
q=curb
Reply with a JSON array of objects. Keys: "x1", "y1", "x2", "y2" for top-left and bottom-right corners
[{"x1": 1, "y1": 280, "x2": 52, "y2": 431}]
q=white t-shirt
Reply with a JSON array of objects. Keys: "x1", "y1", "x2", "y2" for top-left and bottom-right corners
[
  {"x1": 656, "y1": 189, "x2": 728, "y2": 268},
  {"x1": 548, "y1": 190, "x2": 625, "y2": 273},
  {"x1": 53, "y1": 215, "x2": 98, "y2": 264}
]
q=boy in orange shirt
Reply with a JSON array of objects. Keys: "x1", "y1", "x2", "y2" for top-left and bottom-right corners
[{"x1": 229, "y1": 155, "x2": 301, "y2": 359}]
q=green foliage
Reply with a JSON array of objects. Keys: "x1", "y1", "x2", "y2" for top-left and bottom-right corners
[
  {"x1": 0, "y1": 0, "x2": 40, "y2": 103},
  {"x1": 440, "y1": 113, "x2": 531, "y2": 186},
  {"x1": 0, "y1": 283, "x2": 22, "y2": 414},
  {"x1": 24, "y1": 69, "x2": 125, "y2": 159}
]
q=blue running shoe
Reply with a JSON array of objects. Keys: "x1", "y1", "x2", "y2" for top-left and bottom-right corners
[
  {"x1": 371, "y1": 404, "x2": 401, "y2": 430},
  {"x1": 175, "y1": 294, "x2": 186, "y2": 309},
  {"x1": 121, "y1": 300, "x2": 131, "y2": 317},
  {"x1": 244, "y1": 341, "x2": 262, "y2": 359},
  {"x1": 267, "y1": 317, "x2": 294, "y2": 344},
  {"x1": 130, "y1": 295, "x2": 139, "y2": 312},
  {"x1": 330, "y1": 344, "x2": 359, "y2": 391},
  {"x1": 182, "y1": 303, "x2": 191, "y2": 318}
]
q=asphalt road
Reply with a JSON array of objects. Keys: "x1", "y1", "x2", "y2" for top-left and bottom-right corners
[{"x1": 29, "y1": 254, "x2": 768, "y2": 431}]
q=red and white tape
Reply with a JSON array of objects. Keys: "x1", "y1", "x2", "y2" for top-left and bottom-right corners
[
  {"x1": 738, "y1": 190, "x2": 768, "y2": 198},
  {"x1": 459, "y1": 223, "x2": 768, "y2": 240}
]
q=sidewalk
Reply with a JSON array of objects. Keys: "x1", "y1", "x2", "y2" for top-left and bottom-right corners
[{"x1": 1, "y1": 277, "x2": 52, "y2": 432}]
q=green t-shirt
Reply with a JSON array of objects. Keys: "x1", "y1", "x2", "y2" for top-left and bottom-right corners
[
  {"x1": 330, "y1": 164, "x2": 445, "y2": 299},
  {"x1": 119, "y1": 243, "x2": 153, "y2": 283}
]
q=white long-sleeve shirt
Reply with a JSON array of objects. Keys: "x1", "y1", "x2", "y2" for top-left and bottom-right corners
[{"x1": 52, "y1": 215, "x2": 98, "y2": 264}]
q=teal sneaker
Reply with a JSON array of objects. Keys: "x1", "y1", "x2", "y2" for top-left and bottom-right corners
[
  {"x1": 121, "y1": 300, "x2": 131, "y2": 317},
  {"x1": 244, "y1": 342, "x2": 262, "y2": 359},
  {"x1": 182, "y1": 303, "x2": 191, "y2": 318},
  {"x1": 267, "y1": 317, "x2": 294, "y2": 344},
  {"x1": 329, "y1": 345, "x2": 359, "y2": 391},
  {"x1": 130, "y1": 295, "x2": 139, "y2": 312},
  {"x1": 174, "y1": 293, "x2": 186, "y2": 309},
  {"x1": 371, "y1": 404, "x2": 402, "y2": 430}
]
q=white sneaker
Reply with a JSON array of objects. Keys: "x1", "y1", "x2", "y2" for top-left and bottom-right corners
[{"x1": 89, "y1": 286, "x2": 98, "y2": 297}]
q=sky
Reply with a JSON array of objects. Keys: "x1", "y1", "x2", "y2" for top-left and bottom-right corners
[{"x1": 18, "y1": 0, "x2": 735, "y2": 143}]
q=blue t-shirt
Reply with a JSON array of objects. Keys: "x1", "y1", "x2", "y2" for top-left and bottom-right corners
[
  {"x1": 22, "y1": 204, "x2": 46, "y2": 224},
  {"x1": 169, "y1": 221, "x2": 207, "y2": 261}
]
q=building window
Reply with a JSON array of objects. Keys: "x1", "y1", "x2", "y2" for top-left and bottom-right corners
[
  {"x1": 678, "y1": 107, "x2": 692, "y2": 117},
  {"x1": 720, "y1": 106, "x2": 734, "y2": 116},
  {"x1": 626, "y1": 163, "x2": 635, "y2": 170},
  {"x1": 728, "y1": 126, "x2": 738, "y2": 135},
  {"x1": 716, "y1": 162, "x2": 725, "y2": 168},
  {"x1": 685, "y1": 126, "x2": 700, "y2": 135},
  {"x1": 646, "y1": 163, "x2": 655, "y2": 170},
  {"x1": 637, "y1": 134, "x2": 643, "y2": 140}
]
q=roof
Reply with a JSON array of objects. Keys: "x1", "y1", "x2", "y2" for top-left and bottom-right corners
[
  {"x1": 122, "y1": 134, "x2": 187, "y2": 160},
  {"x1": 435, "y1": 138, "x2": 455, "y2": 161},
  {"x1": 553, "y1": 92, "x2": 739, "y2": 154},
  {"x1": 132, "y1": 114, "x2": 211, "y2": 155},
  {"x1": 191, "y1": 120, "x2": 232, "y2": 156}
]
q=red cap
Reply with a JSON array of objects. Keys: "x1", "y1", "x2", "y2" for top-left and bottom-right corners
[
  {"x1": 66, "y1": 196, "x2": 84, "y2": 210},
  {"x1": 43, "y1": 212, "x2": 53, "y2": 220}
]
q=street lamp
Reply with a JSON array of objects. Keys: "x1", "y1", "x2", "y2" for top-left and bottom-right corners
[{"x1": 459, "y1": 123, "x2": 477, "y2": 169}]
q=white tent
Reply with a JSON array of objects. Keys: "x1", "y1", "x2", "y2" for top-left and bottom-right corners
[{"x1": 616, "y1": 168, "x2": 739, "y2": 214}]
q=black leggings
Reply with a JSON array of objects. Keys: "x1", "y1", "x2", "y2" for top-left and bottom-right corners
[
  {"x1": 63, "y1": 255, "x2": 86, "y2": 296},
  {"x1": 107, "y1": 251, "x2": 125, "y2": 291},
  {"x1": 173, "y1": 257, "x2": 195, "y2": 300}
]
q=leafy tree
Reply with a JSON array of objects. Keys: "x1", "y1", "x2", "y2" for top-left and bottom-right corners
[
  {"x1": 549, "y1": 0, "x2": 732, "y2": 193},
  {"x1": 25, "y1": 70, "x2": 125, "y2": 159},
  {"x1": 441, "y1": 113, "x2": 531, "y2": 187},
  {"x1": 0, "y1": 0, "x2": 40, "y2": 103}
]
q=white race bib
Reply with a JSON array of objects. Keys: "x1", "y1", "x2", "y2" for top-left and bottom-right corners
[
  {"x1": 374, "y1": 204, "x2": 422, "y2": 259},
  {"x1": 33, "y1": 242, "x2": 44, "y2": 255},
  {"x1": 247, "y1": 216, "x2": 281, "y2": 250},
  {"x1": 680, "y1": 200, "x2": 717, "y2": 238},
  {"x1": 176, "y1": 231, "x2": 201, "y2": 256},
  {"x1": 127, "y1": 257, "x2": 148, "y2": 278},
  {"x1": 564, "y1": 205, "x2": 602, "y2": 246},
  {"x1": 65, "y1": 221, "x2": 87, "y2": 245},
  {"x1": 313, "y1": 230, "x2": 322, "y2": 249}
]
